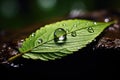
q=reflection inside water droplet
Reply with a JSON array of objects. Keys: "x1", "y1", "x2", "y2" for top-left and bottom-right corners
[
  {"x1": 54, "y1": 28, "x2": 67, "y2": 44},
  {"x1": 71, "y1": 31, "x2": 77, "y2": 37},
  {"x1": 87, "y1": 27, "x2": 94, "y2": 33}
]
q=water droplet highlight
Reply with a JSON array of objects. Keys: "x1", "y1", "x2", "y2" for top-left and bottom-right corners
[
  {"x1": 87, "y1": 27, "x2": 94, "y2": 33},
  {"x1": 54, "y1": 28, "x2": 67, "y2": 44},
  {"x1": 71, "y1": 31, "x2": 77, "y2": 37}
]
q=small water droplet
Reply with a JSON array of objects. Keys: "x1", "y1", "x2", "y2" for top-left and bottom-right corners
[
  {"x1": 54, "y1": 28, "x2": 67, "y2": 44},
  {"x1": 73, "y1": 24, "x2": 77, "y2": 27},
  {"x1": 87, "y1": 27, "x2": 94, "y2": 33},
  {"x1": 93, "y1": 22, "x2": 97, "y2": 25},
  {"x1": 66, "y1": 29, "x2": 70, "y2": 33},
  {"x1": 31, "y1": 33, "x2": 35, "y2": 37},
  {"x1": 38, "y1": 38, "x2": 43, "y2": 44},
  {"x1": 77, "y1": 47, "x2": 80, "y2": 49},
  {"x1": 62, "y1": 23, "x2": 66, "y2": 26},
  {"x1": 71, "y1": 31, "x2": 77, "y2": 37}
]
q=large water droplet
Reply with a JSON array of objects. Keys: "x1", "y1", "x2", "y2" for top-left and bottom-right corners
[
  {"x1": 87, "y1": 27, "x2": 94, "y2": 33},
  {"x1": 38, "y1": 38, "x2": 43, "y2": 44},
  {"x1": 71, "y1": 31, "x2": 77, "y2": 37},
  {"x1": 54, "y1": 28, "x2": 67, "y2": 44}
]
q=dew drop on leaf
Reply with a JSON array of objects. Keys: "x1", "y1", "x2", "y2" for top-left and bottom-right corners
[
  {"x1": 38, "y1": 38, "x2": 43, "y2": 44},
  {"x1": 54, "y1": 28, "x2": 67, "y2": 44},
  {"x1": 93, "y1": 22, "x2": 97, "y2": 25},
  {"x1": 62, "y1": 23, "x2": 66, "y2": 26},
  {"x1": 66, "y1": 29, "x2": 70, "y2": 33},
  {"x1": 31, "y1": 33, "x2": 35, "y2": 37},
  {"x1": 73, "y1": 24, "x2": 77, "y2": 27},
  {"x1": 71, "y1": 31, "x2": 77, "y2": 37},
  {"x1": 87, "y1": 26, "x2": 94, "y2": 33}
]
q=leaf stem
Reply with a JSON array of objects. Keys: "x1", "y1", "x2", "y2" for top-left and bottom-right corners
[{"x1": 7, "y1": 53, "x2": 24, "y2": 62}]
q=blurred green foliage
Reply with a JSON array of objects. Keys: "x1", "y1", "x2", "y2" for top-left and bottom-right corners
[{"x1": 0, "y1": 0, "x2": 120, "y2": 29}]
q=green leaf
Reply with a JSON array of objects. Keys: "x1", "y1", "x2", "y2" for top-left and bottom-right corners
[{"x1": 19, "y1": 19, "x2": 114, "y2": 61}]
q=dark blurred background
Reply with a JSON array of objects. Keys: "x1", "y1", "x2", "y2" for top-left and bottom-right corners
[{"x1": 0, "y1": 0, "x2": 120, "y2": 29}]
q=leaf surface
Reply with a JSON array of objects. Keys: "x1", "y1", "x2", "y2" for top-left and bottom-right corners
[{"x1": 19, "y1": 19, "x2": 113, "y2": 61}]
